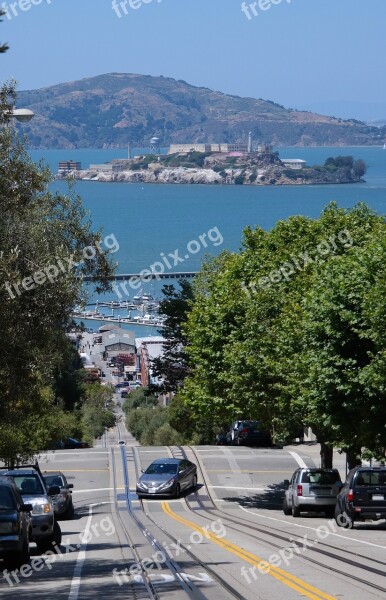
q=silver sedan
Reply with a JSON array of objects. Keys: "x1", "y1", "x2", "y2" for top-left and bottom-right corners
[{"x1": 136, "y1": 458, "x2": 197, "y2": 498}]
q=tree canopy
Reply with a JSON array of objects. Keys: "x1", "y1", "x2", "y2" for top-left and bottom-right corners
[
  {"x1": 0, "y1": 83, "x2": 116, "y2": 464},
  {"x1": 181, "y1": 203, "x2": 386, "y2": 465}
]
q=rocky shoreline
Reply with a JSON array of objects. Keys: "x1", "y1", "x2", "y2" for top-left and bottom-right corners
[{"x1": 57, "y1": 164, "x2": 364, "y2": 186}]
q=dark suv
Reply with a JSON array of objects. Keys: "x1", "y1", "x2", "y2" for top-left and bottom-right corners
[
  {"x1": 335, "y1": 466, "x2": 386, "y2": 528},
  {"x1": 226, "y1": 420, "x2": 272, "y2": 447},
  {"x1": 2, "y1": 464, "x2": 61, "y2": 552},
  {"x1": 0, "y1": 476, "x2": 32, "y2": 570}
]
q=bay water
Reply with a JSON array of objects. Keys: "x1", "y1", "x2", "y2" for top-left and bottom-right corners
[{"x1": 29, "y1": 146, "x2": 386, "y2": 330}]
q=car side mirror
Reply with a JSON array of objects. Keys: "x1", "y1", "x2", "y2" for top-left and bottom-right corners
[
  {"x1": 48, "y1": 485, "x2": 61, "y2": 495},
  {"x1": 67, "y1": 484, "x2": 74, "y2": 489},
  {"x1": 283, "y1": 479, "x2": 290, "y2": 488},
  {"x1": 20, "y1": 503, "x2": 33, "y2": 512}
]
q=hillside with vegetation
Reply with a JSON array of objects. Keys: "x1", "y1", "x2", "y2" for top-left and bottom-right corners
[{"x1": 16, "y1": 72, "x2": 384, "y2": 149}]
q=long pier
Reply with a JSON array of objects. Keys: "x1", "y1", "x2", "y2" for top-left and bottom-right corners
[{"x1": 83, "y1": 271, "x2": 198, "y2": 282}]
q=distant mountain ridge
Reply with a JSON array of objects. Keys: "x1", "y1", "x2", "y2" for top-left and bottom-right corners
[{"x1": 16, "y1": 73, "x2": 384, "y2": 149}]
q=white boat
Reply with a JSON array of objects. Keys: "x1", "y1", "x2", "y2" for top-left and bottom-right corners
[{"x1": 383, "y1": 143, "x2": 386, "y2": 150}]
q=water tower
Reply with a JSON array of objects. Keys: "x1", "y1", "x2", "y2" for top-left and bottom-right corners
[{"x1": 150, "y1": 136, "x2": 160, "y2": 155}]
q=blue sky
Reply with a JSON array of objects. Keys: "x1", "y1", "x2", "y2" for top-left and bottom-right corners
[{"x1": 1, "y1": 0, "x2": 386, "y2": 120}]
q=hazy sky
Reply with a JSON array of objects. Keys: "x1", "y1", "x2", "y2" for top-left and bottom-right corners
[{"x1": 1, "y1": 0, "x2": 385, "y2": 120}]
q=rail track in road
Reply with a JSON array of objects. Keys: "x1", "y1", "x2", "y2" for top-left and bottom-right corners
[
  {"x1": 112, "y1": 439, "x2": 245, "y2": 600},
  {"x1": 166, "y1": 445, "x2": 386, "y2": 597},
  {"x1": 129, "y1": 445, "x2": 246, "y2": 600}
]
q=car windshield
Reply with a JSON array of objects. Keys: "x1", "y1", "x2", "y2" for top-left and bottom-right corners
[
  {"x1": 44, "y1": 475, "x2": 64, "y2": 487},
  {"x1": 356, "y1": 471, "x2": 386, "y2": 486},
  {"x1": 145, "y1": 463, "x2": 178, "y2": 475},
  {"x1": 302, "y1": 471, "x2": 341, "y2": 484},
  {"x1": 0, "y1": 486, "x2": 15, "y2": 509},
  {"x1": 12, "y1": 475, "x2": 44, "y2": 495},
  {"x1": 241, "y1": 421, "x2": 259, "y2": 429}
]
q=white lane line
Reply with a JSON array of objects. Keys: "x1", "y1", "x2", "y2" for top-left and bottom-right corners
[
  {"x1": 73, "y1": 487, "x2": 124, "y2": 493},
  {"x1": 237, "y1": 504, "x2": 386, "y2": 550},
  {"x1": 68, "y1": 506, "x2": 93, "y2": 600},
  {"x1": 288, "y1": 451, "x2": 308, "y2": 468},
  {"x1": 207, "y1": 485, "x2": 272, "y2": 491}
]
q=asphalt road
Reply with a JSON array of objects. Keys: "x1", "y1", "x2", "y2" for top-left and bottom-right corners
[{"x1": 1, "y1": 414, "x2": 386, "y2": 598}]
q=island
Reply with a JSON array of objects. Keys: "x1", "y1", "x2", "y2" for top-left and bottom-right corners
[{"x1": 56, "y1": 148, "x2": 367, "y2": 186}]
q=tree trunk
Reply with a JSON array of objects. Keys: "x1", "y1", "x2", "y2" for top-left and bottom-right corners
[
  {"x1": 346, "y1": 448, "x2": 362, "y2": 471},
  {"x1": 320, "y1": 442, "x2": 333, "y2": 468}
]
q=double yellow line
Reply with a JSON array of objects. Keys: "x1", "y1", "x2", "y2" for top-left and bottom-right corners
[{"x1": 162, "y1": 502, "x2": 336, "y2": 600}]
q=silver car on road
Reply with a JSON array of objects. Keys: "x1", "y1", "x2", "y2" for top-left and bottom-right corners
[
  {"x1": 136, "y1": 458, "x2": 197, "y2": 498},
  {"x1": 283, "y1": 468, "x2": 342, "y2": 518}
]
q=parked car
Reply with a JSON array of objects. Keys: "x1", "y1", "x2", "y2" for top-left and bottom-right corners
[
  {"x1": 63, "y1": 437, "x2": 90, "y2": 449},
  {"x1": 215, "y1": 433, "x2": 228, "y2": 445},
  {"x1": 334, "y1": 466, "x2": 386, "y2": 528},
  {"x1": 128, "y1": 381, "x2": 141, "y2": 389},
  {"x1": 283, "y1": 468, "x2": 342, "y2": 517},
  {"x1": 226, "y1": 420, "x2": 272, "y2": 446},
  {"x1": 136, "y1": 458, "x2": 197, "y2": 498},
  {"x1": 0, "y1": 475, "x2": 32, "y2": 570},
  {"x1": 43, "y1": 471, "x2": 74, "y2": 519},
  {"x1": 1, "y1": 464, "x2": 61, "y2": 552}
]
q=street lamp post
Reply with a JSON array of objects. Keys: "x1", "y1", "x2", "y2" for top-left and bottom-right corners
[{"x1": 8, "y1": 108, "x2": 34, "y2": 122}]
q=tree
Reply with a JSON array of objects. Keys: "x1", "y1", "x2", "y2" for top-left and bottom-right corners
[
  {"x1": 181, "y1": 203, "x2": 386, "y2": 461},
  {"x1": 0, "y1": 83, "x2": 116, "y2": 464},
  {"x1": 353, "y1": 159, "x2": 367, "y2": 179},
  {"x1": 151, "y1": 280, "x2": 194, "y2": 392},
  {"x1": 1, "y1": 10, "x2": 9, "y2": 54}
]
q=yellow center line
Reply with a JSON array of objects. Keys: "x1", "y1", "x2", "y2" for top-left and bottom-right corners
[{"x1": 161, "y1": 501, "x2": 336, "y2": 600}]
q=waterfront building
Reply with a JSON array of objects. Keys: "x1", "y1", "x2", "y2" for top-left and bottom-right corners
[{"x1": 281, "y1": 158, "x2": 307, "y2": 169}]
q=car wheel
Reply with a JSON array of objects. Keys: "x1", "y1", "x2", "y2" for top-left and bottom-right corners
[
  {"x1": 334, "y1": 505, "x2": 353, "y2": 529},
  {"x1": 292, "y1": 504, "x2": 300, "y2": 517},
  {"x1": 175, "y1": 483, "x2": 181, "y2": 498},
  {"x1": 66, "y1": 502, "x2": 75, "y2": 520},
  {"x1": 4, "y1": 540, "x2": 30, "y2": 570},
  {"x1": 282, "y1": 496, "x2": 291, "y2": 516}
]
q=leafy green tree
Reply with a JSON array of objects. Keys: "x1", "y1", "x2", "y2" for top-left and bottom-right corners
[
  {"x1": 353, "y1": 159, "x2": 367, "y2": 179},
  {"x1": 151, "y1": 280, "x2": 194, "y2": 392},
  {"x1": 1, "y1": 10, "x2": 9, "y2": 54},
  {"x1": 182, "y1": 203, "x2": 386, "y2": 462},
  {"x1": 0, "y1": 83, "x2": 116, "y2": 465}
]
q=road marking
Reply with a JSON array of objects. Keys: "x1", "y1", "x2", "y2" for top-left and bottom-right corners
[
  {"x1": 206, "y1": 470, "x2": 292, "y2": 473},
  {"x1": 43, "y1": 469, "x2": 108, "y2": 473},
  {"x1": 237, "y1": 504, "x2": 386, "y2": 550},
  {"x1": 73, "y1": 486, "x2": 124, "y2": 493},
  {"x1": 162, "y1": 501, "x2": 336, "y2": 600},
  {"x1": 207, "y1": 485, "x2": 276, "y2": 491},
  {"x1": 288, "y1": 451, "x2": 308, "y2": 468},
  {"x1": 68, "y1": 505, "x2": 93, "y2": 600}
]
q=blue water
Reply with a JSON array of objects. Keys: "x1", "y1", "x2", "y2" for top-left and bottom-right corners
[{"x1": 29, "y1": 146, "x2": 386, "y2": 306}]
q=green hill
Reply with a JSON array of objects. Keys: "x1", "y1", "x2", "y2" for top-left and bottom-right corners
[{"x1": 17, "y1": 72, "x2": 382, "y2": 149}]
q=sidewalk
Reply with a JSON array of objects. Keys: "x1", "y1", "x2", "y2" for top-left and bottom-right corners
[{"x1": 284, "y1": 442, "x2": 347, "y2": 480}]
